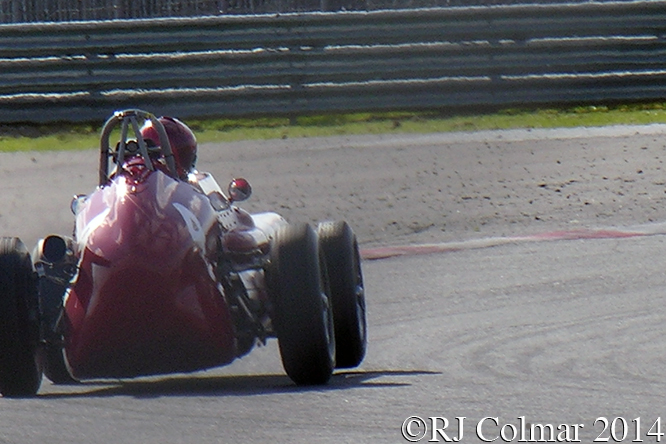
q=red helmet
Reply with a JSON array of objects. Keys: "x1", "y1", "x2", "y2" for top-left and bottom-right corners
[{"x1": 140, "y1": 116, "x2": 197, "y2": 179}]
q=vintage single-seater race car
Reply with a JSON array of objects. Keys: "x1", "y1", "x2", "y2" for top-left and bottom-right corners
[{"x1": 0, "y1": 109, "x2": 366, "y2": 397}]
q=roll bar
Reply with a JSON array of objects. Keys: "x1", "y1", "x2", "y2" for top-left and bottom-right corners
[{"x1": 99, "y1": 109, "x2": 177, "y2": 186}]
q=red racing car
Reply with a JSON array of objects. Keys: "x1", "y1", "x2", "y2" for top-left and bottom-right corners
[{"x1": 0, "y1": 109, "x2": 366, "y2": 397}]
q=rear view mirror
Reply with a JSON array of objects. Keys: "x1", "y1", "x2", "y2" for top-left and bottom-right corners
[{"x1": 228, "y1": 178, "x2": 252, "y2": 202}]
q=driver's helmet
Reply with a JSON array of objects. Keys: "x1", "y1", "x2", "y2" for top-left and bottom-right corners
[{"x1": 140, "y1": 116, "x2": 197, "y2": 179}]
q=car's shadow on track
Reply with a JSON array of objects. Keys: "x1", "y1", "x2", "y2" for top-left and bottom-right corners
[{"x1": 38, "y1": 369, "x2": 440, "y2": 399}]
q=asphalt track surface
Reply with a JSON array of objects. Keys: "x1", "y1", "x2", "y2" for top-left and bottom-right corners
[{"x1": 2, "y1": 126, "x2": 666, "y2": 443}]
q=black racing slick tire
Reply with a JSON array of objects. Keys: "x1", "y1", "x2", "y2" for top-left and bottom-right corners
[
  {"x1": 41, "y1": 345, "x2": 75, "y2": 385},
  {"x1": 318, "y1": 221, "x2": 367, "y2": 369},
  {"x1": 0, "y1": 238, "x2": 42, "y2": 397},
  {"x1": 270, "y1": 223, "x2": 335, "y2": 385},
  {"x1": 37, "y1": 278, "x2": 77, "y2": 385}
]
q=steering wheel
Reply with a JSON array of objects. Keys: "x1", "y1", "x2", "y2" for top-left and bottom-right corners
[{"x1": 99, "y1": 109, "x2": 177, "y2": 186}]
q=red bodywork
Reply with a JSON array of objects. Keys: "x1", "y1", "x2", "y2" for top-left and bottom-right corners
[{"x1": 64, "y1": 161, "x2": 238, "y2": 379}]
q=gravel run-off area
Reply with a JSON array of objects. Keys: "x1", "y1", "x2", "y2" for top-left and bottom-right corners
[{"x1": 2, "y1": 124, "x2": 666, "y2": 250}]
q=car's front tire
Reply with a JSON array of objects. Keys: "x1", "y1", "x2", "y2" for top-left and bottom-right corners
[
  {"x1": 37, "y1": 277, "x2": 77, "y2": 385},
  {"x1": 318, "y1": 221, "x2": 367, "y2": 369}
]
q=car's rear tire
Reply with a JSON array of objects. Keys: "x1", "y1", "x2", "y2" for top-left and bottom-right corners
[
  {"x1": 270, "y1": 223, "x2": 335, "y2": 385},
  {"x1": 0, "y1": 238, "x2": 42, "y2": 397},
  {"x1": 318, "y1": 221, "x2": 367, "y2": 368}
]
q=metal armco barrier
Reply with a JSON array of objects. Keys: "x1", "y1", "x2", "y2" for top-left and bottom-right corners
[{"x1": 1, "y1": 1, "x2": 666, "y2": 123}]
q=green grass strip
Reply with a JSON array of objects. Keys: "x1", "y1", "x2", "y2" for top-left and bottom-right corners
[{"x1": 2, "y1": 103, "x2": 666, "y2": 152}]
